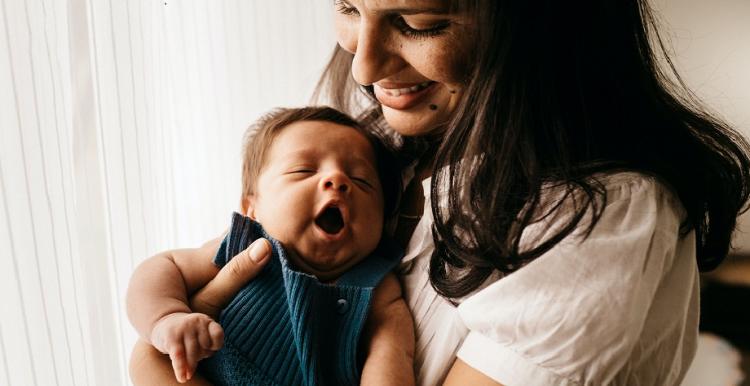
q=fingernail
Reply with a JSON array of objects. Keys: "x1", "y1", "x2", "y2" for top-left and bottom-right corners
[{"x1": 249, "y1": 240, "x2": 269, "y2": 263}]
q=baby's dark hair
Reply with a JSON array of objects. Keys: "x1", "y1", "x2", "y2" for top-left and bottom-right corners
[{"x1": 241, "y1": 106, "x2": 401, "y2": 216}]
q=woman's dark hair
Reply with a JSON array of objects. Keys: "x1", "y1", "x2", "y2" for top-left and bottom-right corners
[
  {"x1": 242, "y1": 106, "x2": 401, "y2": 218},
  {"x1": 314, "y1": 0, "x2": 750, "y2": 298}
]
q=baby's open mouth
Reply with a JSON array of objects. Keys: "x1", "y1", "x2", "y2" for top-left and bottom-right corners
[{"x1": 315, "y1": 206, "x2": 344, "y2": 235}]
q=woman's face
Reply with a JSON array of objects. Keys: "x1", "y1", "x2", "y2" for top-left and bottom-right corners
[{"x1": 333, "y1": 0, "x2": 475, "y2": 137}]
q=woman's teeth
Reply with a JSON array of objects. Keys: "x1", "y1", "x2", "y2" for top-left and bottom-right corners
[{"x1": 381, "y1": 81, "x2": 433, "y2": 97}]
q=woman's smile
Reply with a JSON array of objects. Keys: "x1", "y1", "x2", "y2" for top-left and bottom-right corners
[{"x1": 374, "y1": 81, "x2": 437, "y2": 110}]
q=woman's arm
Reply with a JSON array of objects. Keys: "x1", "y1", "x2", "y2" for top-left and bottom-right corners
[
  {"x1": 443, "y1": 359, "x2": 503, "y2": 386},
  {"x1": 360, "y1": 273, "x2": 416, "y2": 386}
]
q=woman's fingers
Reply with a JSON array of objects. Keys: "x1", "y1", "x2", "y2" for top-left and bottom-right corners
[{"x1": 189, "y1": 238, "x2": 272, "y2": 319}]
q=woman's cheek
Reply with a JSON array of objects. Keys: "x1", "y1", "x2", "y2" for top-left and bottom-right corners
[
  {"x1": 409, "y1": 42, "x2": 468, "y2": 86},
  {"x1": 437, "y1": 26, "x2": 477, "y2": 84}
]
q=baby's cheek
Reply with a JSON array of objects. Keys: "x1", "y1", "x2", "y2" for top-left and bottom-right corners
[
  {"x1": 361, "y1": 209, "x2": 384, "y2": 250},
  {"x1": 259, "y1": 212, "x2": 296, "y2": 241},
  {"x1": 253, "y1": 206, "x2": 288, "y2": 239}
]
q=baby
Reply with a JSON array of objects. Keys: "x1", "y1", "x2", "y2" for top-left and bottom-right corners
[{"x1": 126, "y1": 107, "x2": 414, "y2": 385}]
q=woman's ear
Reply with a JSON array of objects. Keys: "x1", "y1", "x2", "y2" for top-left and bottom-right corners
[{"x1": 241, "y1": 195, "x2": 257, "y2": 219}]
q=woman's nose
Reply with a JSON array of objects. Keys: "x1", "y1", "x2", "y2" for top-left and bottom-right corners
[
  {"x1": 320, "y1": 172, "x2": 350, "y2": 194},
  {"x1": 347, "y1": 20, "x2": 404, "y2": 86}
]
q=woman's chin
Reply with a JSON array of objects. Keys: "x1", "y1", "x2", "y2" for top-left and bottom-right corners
[
  {"x1": 382, "y1": 105, "x2": 450, "y2": 138},
  {"x1": 379, "y1": 85, "x2": 460, "y2": 138}
]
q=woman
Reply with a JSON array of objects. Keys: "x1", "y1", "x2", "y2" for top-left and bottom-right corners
[{"x1": 131, "y1": 0, "x2": 750, "y2": 384}]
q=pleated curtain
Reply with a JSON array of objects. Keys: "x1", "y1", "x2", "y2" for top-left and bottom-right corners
[{"x1": 0, "y1": 1, "x2": 334, "y2": 385}]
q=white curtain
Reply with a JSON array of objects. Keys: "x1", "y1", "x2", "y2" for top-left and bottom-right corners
[{"x1": 1, "y1": 1, "x2": 334, "y2": 385}]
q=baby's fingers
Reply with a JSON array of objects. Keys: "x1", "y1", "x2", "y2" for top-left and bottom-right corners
[
  {"x1": 196, "y1": 318, "x2": 223, "y2": 353},
  {"x1": 196, "y1": 323, "x2": 212, "y2": 351},
  {"x1": 208, "y1": 321, "x2": 224, "y2": 351},
  {"x1": 184, "y1": 331, "x2": 200, "y2": 381},
  {"x1": 169, "y1": 345, "x2": 189, "y2": 383}
]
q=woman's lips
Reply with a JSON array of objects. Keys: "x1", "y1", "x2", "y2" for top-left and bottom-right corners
[{"x1": 374, "y1": 81, "x2": 437, "y2": 110}]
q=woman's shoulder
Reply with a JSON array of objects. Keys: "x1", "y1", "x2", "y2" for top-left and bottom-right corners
[
  {"x1": 457, "y1": 171, "x2": 699, "y2": 386},
  {"x1": 531, "y1": 171, "x2": 686, "y2": 239},
  {"x1": 596, "y1": 171, "x2": 679, "y2": 203},
  {"x1": 595, "y1": 171, "x2": 687, "y2": 227},
  {"x1": 543, "y1": 170, "x2": 680, "y2": 204}
]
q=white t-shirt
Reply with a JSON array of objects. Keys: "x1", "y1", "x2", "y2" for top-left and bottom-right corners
[{"x1": 400, "y1": 172, "x2": 699, "y2": 386}]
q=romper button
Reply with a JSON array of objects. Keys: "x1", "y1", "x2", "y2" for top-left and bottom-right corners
[{"x1": 337, "y1": 298, "x2": 349, "y2": 314}]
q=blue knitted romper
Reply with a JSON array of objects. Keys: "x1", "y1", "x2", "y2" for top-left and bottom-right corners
[{"x1": 198, "y1": 212, "x2": 403, "y2": 386}]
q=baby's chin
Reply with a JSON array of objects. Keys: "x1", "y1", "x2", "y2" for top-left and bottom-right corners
[{"x1": 285, "y1": 247, "x2": 367, "y2": 283}]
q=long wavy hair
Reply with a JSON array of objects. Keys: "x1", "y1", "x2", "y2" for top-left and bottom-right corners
[{"x1": 314, "y1": 0, "x2": 750, "y2": 298}]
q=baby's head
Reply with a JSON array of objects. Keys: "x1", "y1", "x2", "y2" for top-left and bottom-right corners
[{"x1": 241, "y1": 107, "x2": 398, "y2": 281}]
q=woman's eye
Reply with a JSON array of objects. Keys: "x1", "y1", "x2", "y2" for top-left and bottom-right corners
[
  {"x1": 393, "y1": 16, "x2": 450, "y2": 38},
  {"x1": 334, "y1": 0, "x2": 359, "y2": 16}
]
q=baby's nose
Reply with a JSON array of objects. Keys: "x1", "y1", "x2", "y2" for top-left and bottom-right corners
[{"x1": 320, "y1": 172, "x2": 350, "y2": 193}]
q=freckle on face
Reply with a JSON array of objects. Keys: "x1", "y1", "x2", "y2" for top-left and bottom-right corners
[{"x1": 333, "y1": 5, "x2": 476, "y2": 137}]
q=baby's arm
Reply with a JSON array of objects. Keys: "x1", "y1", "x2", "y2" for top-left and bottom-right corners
[
  {"x1": 126, "y1": 237, "x2": 224, "y2": 383},
  {"x1": 360, "y1": 272, "x2": 416, "y2": 386}
]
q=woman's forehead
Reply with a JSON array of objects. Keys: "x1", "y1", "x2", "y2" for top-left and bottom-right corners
[{"x1": 349, "y1": 0, "x2": 455, "y2": 13}]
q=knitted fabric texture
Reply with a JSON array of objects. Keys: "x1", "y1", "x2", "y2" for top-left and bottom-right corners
[{"x1": 199, "y1": 212, "x2": 402, "y2": 386}]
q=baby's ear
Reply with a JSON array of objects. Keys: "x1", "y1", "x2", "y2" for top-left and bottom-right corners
[{"x1": 240, "y1": 195, "x2": 257, "y2": 219}]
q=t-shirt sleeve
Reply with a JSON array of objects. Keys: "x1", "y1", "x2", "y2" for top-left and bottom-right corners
[{"x1": 455, "y1": 175, "x2": 688, "y2": 385}]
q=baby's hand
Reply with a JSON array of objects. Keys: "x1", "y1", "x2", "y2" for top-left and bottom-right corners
[{"x1": 150, "y1": 312, "x2": 224, "y2": 383}]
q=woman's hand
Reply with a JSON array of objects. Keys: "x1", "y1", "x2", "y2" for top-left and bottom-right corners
[{"x1": 189, "y1": 238, "x2": 272, "y2": 319}]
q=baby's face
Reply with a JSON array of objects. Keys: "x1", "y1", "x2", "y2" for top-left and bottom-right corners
[{"x1": 247, "y1": 120, "x2": 385, "y2": 281}]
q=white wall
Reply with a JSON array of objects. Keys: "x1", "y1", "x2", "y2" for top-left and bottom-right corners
[{"x1": 654, "y1": 0, "x2": 750, "y2": 252}]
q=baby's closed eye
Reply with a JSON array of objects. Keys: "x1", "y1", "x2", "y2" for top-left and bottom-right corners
[{"x1": 352, "y1": 176, "x2": 374, "y2": 189}]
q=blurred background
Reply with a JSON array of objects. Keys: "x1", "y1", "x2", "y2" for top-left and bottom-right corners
[
  {"x1": 0, "y1": 0, "x2": 748, "y2": 385},
  {"x1": 655, "y1": 1, "x2": 750, "y2": 385}
]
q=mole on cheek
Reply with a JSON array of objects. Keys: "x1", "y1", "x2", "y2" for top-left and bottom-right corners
[{"x1": 429, "y1": 104, "x2": 438, "y2": 110}]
